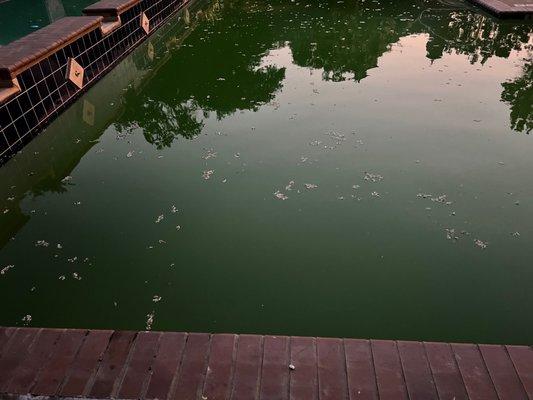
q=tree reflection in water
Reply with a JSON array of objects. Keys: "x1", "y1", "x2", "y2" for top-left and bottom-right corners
[
  {"x1": 1, "y1": 0, "x2": 531, "y2": 249},
  {"x1": 501, "y1": 63, "x2": 532, "y2": 134},
  {"x1": 114, "y1": 0, "x2": 531, "y2": 145}
]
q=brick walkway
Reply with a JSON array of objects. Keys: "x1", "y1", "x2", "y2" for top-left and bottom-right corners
[{"x1": 1, "y1": 327, "x2": 533, "y2": 399}]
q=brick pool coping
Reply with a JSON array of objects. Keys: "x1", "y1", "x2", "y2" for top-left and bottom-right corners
[
  {"x1": 0, "y1": 0, "x2": 193, "y2": 164},
  {"x1": 1, "y1": 327, "x2": 532, "y2": 399},
  {"x1": 468, "y1": 0, "x2": 533, "y2": 17}
]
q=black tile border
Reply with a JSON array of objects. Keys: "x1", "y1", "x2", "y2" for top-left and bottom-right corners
[{"x1": 0, "y1": 0, "x2": 191, "y2": 165}]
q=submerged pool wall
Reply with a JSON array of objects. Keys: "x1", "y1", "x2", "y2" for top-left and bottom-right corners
[
  {"x1": 0, "y1": 0, "x2": 192, "y2": 163},
  {"x1": 0, "y1": 0, "x2": 210, "y2": 249}
]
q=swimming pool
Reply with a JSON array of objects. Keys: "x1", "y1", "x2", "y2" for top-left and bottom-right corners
[{"x1": 0, "y1": 0, "x2": 532, "y2": 344}]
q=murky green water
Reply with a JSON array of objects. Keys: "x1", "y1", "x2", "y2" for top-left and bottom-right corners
[
  {"x1": 0, "y1": 0, "x2": 94, "y2": 45},
  {"x1": 1, "y1": 0, "x2": 532, "y2": 344}
]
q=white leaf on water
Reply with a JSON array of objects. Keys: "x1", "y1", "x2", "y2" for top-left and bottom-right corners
[
  {"x1": 285, "y1": 181, "x2": 295, "y2": 191},
  {"x1": 146, "y1": 311, "x2": 155, "y2": 330},
  {"x1": 474, "y1": 239, "x2": 488, "y2": 249},
  {"x1": 202, "y1": 170, "x2": 214, "y2": 180},
  {"x1": 1, "y1": 265, "x2": 14, "y2": 275},
  {"x1": 274, "y1": 191, "x2": 288, "y2": 200},
  {"x1": 363, "y1": 172, "x2": 383, "y2": 182}
]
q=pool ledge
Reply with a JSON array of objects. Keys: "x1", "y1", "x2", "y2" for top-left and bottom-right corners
[
  {"x1": 0, "y1": 0, "x2": 191, "y2": 164},
  {"x1": 468, "y1": 0, "x2": 533, "y2": 17},
  {"x1": 1, "y1": 327, "x2": 532, "y2": 399}
]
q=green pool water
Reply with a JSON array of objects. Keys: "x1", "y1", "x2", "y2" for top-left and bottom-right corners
[
  {"x1": 1, "y1": 0, "x2": 532, "y2": 344},
  {"x1": 0, "y1": 0, "x2": 94, "y2": 45}
]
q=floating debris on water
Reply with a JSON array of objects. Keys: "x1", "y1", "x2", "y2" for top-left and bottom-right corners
[
  {"x1": 72, "y1": 272, "x2": 82, "y2": 280},
  {"x1": 155, "y1": 215, "x2": 164, "y2": 223},
  {"x1": 445, "y1": 228, "x2": 458, "y2": 241},
  {"x1": 203, "y1": 170, "x2": 214, "y2": 180},
  {"x1": 203, "y1": 149, "x2": 217, "y2": 160},
  {"x1": 431, "y1": 194, "x2": 452, "y2": 205},
  {"x1": 285, "y1": 180, "x2": 295, "y2": 191},
  {"x1": 35, "y1": 240, "x2": 49, "y2": 247},
  {"x1": 22, "y1": 315, "x2": 32, "y2": 325},
  {"x1": 1, "y1": 265, "x2": 14, "y2": 275},
  {"x1": 61, "y1": 176, "x2": 72, "y2": 183},
  {"x1": 305, "y1": 183, "x2": 318, "y2": 189},
  {"x1": 364, "y1": 172, "x2": 383, "y2": 182},
  {"x1": 127, "y1": 151, "x2": 134, "y2": 158},
  {"x1": 58, "y1": 275, "x2": 66, "y2": 280},
  {"x1": 153, "y1": 295, "x2": 162, "y2": 303},
  {"x1": 417, "y1": 193, "x2": 452, "y2": 205},
  {"x1": 146, "y1": 311, "x2": 155, "y2": 330},
  {"x1": 274, "y1": 191, "x2": 289, "y2": 200},
  {"x1": 171, "y1": 205, "x2": 178, "y2": 213},
  {"x1": 474, "y1": 239, "x2": 488, "y2": 249}
]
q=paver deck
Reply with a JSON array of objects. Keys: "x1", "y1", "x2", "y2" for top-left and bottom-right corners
[
  {"x1": 0, "y1": 327, "x2": 532, "y2": 399},
  {"x1": 468, "y1": 0, "x2": 533, "y2": 17}
]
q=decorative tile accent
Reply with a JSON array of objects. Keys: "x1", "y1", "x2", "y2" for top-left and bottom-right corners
[
  {"x1": 66, "y1": 58, "x2": 85, "y2": 89},
  {"x1": 0, "y1": 0, "x2": 189, "y2": 163},
  {"x1": 141, "y1": 12, "x2": 150, "y2": 34}
]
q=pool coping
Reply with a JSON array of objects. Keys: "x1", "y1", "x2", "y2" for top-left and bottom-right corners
[
  {"x1": 1, "y1": 326, "x2": 532, "y2": 399},
  {"x1": 468, "y1": 0, "x2": 533, "y2": 17},
  {"x1": 0, "y1": 0, "x2": 192, "y2": 164}
]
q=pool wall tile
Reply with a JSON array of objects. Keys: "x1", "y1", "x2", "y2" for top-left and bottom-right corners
[{"x1": 0, "y1": 0, "x2": 190, "y2": 164}]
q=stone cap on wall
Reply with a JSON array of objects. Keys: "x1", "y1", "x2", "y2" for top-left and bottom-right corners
[
  {"x1": 83, "y1": 0, "x2": 141, "y2": 18},
  {"x1": 0, "y1": 16, "x2": 103, "y2": 82}
]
